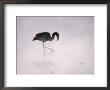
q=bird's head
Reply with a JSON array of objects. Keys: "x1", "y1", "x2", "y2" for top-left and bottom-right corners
[{"x1": 52, "y1": 32, "x2": 59, "y2": 41}]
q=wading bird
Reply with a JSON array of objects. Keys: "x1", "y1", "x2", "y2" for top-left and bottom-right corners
[{"x1": 32, "y1": 32, "x2": 59, "y2": 56}]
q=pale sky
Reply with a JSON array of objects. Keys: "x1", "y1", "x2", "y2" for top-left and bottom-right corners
[{"x1": 17, "y1": 16, "x2": 94, "y2": 74}]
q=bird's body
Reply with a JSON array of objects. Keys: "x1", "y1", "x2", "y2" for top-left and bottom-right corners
[
  {"x1": 33, "y1": 32, "x2": 59, "y2": 42},
  {"x1": 34, "y1": 32, "x2": 51, "y2": 42},
  {"x1": 33, "y1": 32, "x2": 59, "y2": 56}
]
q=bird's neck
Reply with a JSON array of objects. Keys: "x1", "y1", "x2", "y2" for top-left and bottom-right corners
[{"x1": 49, "y1": 34, "x2": 55, "y2": 41}]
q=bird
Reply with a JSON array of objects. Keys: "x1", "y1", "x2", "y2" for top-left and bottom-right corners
[{"x1": 32, "y1": 32, "x2": 59, "y2": 56}]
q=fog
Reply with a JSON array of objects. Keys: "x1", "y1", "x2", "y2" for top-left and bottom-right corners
[{"x1": 17, "y1": 16, "x2": 94, "y2": 74}]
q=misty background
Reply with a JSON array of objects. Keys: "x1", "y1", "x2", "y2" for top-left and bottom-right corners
[{"x1": 17, "y1": 16, "x2": 94, "y2": 74}]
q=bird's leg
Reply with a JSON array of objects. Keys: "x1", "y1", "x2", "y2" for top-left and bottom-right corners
[
  {"x1": 43, "y1": 42, "x2": 45, "y2": 56},
  {"x1": 45, "y1": 46, "x2": 54, "y2": 54}
]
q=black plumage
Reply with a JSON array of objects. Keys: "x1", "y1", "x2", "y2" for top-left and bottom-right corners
[
  {"x1": 32, "y1": 32, "x2": 59, "y2": 42},
  {"x1": 33, "y1": 32, "x2": 59, "y2": 56}
]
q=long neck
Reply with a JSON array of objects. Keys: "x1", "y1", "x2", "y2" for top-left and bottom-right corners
[{"x1": 49, "y1": 33, "x2": 55, "y2": 41}]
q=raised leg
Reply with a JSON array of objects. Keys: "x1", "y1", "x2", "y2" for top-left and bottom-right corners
[
  {"x1": 43, "y1": 42, "x2": 54, "y2": 56},
  {"x1": 45, "y1": 46, "x2": 54, "y2": 54}
]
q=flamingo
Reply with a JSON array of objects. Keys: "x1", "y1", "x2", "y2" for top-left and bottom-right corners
[{"x1": 32, "y1": 32, "x2": 59, "y2": 56}]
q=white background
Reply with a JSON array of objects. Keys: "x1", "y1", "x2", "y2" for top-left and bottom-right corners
[{"x1": 5, "y1": 4, "x2": 107, "y2": 87}]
